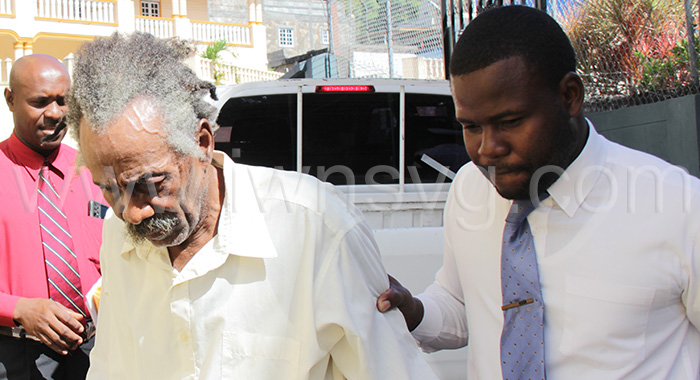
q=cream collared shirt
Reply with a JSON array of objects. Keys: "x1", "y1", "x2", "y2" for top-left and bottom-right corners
[
  {"x1": 87, "y1": 152, "x2": 437, "y2": 380},
  {"x1": 413, "y1": 122, "x2": 700, "y2": 379}
]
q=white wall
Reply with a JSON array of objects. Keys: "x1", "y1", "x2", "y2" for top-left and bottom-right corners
[
  {"x1": 352, "y1": 51, "x2": 417, "y2": 78},
  {"x1": 0, "y1": 86, "x2": 12, "y2": 141}
]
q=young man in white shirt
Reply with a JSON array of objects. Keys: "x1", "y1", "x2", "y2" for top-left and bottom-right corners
[{"x1": 379, "y1": 5, "x2": 700, "y2": 379}]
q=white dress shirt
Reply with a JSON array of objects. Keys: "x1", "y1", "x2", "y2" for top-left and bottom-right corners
[
  {"x1": 87, "y1": 152, "x2": 438, "y2": 380},
  {"x1": 413, "y1": 122, "x2": 700, "y2": 379}
]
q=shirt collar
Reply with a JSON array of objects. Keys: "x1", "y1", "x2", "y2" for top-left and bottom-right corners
[
  {"x1": 545, "y1": 118, "x2": 607, "y2": 217},
  {"x1": 7, "y1": 132, "x2": 71, "y2": 179},
  {"x1": 121, "y1": 151, "x2": 278, "y2": 262},
  {"x1": 211, "y1": 151, "x2": 278, "y2": 259}
]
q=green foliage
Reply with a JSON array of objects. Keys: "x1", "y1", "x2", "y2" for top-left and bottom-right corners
[
  {"x1": 201, "y1": 39, "x2": 227, "y2": 60},
  {"x1": 636, "y1": 37, "x2": 700, "y2": 91},
  {"x1": 561, "y1": 0, "x2": 693, "y2": 95},
  {"x1": 201, "y1": 39, "x2": 229, "y2": 85},
  {"x1": 635, "y1": 50, "x2": 680, "y2": 91}
]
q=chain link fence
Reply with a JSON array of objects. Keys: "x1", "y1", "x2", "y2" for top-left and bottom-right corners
[
  {"x1": 556, "y1": 0, "x2": 700, "y2": 112},
  {"x1": 328, "y1": 0, "x2": 446, "y2": 78},
  {"x1": 328, "y1": 0, "x2": 700, "y2": 112}
]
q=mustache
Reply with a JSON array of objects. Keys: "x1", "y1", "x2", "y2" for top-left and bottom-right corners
[
  {"x1": 475, "y1": 163, "x2": 527, "y2": 176},
  {"x1": 126, "y1": 212, "x2": 179, "y2": 243},
  {"x1": 40, "y1": 120, "x2": 67, "y2": 143}
]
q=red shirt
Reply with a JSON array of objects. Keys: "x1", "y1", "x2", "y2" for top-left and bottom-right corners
[{"x1": 0, "y1": 132, "x2": 105, "y2": 326}]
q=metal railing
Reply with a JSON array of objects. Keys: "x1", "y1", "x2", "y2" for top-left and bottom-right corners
[{"x1": 36, "y1": 0, "x2": 116, "y2": 24}]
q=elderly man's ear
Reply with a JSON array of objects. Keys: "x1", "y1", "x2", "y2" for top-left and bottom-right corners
[{"x1": 196, "y1": 118, "x2": 215, "y2": 162}]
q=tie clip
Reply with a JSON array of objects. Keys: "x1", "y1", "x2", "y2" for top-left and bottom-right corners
[{"x1": 502, "y1": 298, "x2": 534, "y2": 310}]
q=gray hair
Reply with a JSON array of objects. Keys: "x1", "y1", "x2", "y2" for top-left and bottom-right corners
[{"x1": 67, "y1": 32, "x2": 218, "y2": 157}]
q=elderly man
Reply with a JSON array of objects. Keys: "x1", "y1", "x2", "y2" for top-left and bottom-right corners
[
  {"x1": 66, "y1": 32, "x2": 437, "y2": 380},
  {"x1": 378, "y1": 5, "x2": 700, "y2": 380},
  {"x1": 0, "y1": 55, "x2": 105, "y2": 379}
]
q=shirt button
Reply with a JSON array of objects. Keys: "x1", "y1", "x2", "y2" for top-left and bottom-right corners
[{"x1": 180, "y1": 333, "x2": 189, "y2": 342}]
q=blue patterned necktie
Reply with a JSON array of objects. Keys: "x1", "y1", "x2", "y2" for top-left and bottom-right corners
[{"x1": 500, "y1": 199, "x2": 546, "y2": 380}]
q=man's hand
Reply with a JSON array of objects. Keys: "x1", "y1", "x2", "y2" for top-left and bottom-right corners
[
  {"x1": 12, "y1": 298, "x2": 85, "y2": 355},
  {"x1": 376, "y1": 275, "x2": 425, "y2": 331}
]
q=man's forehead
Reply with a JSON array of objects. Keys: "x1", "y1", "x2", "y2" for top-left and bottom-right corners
[
  {"x1": 79, "y1": 98, "x2": 166, "y2": 139},
  {"x1": 25, "y1": 85, "x2": 68, "y2": 98},
  {"x1": 120, "y1": 97, "x2": 166, "y2": 135},
  {"x1": 15, "y1": 83, "x2": 69, "y2": 104}
]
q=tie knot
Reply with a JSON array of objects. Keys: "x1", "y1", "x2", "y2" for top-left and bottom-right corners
[
  {"x1": 38, "y1": 163, "x2": 55, "y2": 193},
  {"x1": 39, "y1": 164, "x2": 49, "y2": 179},
  {"x1": 506, "y1": 199, "x2": 536, "y2": 225}
]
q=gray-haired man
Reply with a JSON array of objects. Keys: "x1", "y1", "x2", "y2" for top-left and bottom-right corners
[{"x1": 68, "y1": 32, "x2": 438, "y2": 380}]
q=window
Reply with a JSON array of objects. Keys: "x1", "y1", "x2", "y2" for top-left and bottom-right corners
[
  {"x1": 302, "y1": 92, "x2": 399, "y2": 185},
  {"x1": 404, "y1": 93, "x2": 468, "y2": 183},
  {"x1": 278, "y1": 27, "x2": 295, "y2": 47},
  {"x1": 213, "y1": 84, "x2": 468, "y2": 186},
  {"x1": 215, "y1": 95, "x2": 298, "y2": 171},
  {"x1": 141, "y1": 1, "x2": 160, "y2": 17},
  {"x1": 321, "y1": 28, "x2": 329, "y2": 45}
]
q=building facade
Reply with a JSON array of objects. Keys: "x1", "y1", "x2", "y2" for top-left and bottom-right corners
[
  {"x1": 0, "y1": 0, "x2": 282, "y2": 140},
  {"x1": 0, "y1": 0, "x2": 280, "y2": 83},
  {"x1": 209, "y1": 0, "x2": 330, "y2": 74}
]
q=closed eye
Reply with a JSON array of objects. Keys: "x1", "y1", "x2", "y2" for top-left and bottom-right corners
[
  {"x1": 134, "y1": 174, "x2": 168, "y2": 195},
  {"x1": 29, "y1": 98, "x2": 51, "y2": 108},
  {"x1": 500, "y1": 117, "x2": 522, "y2": 127},
  {"x1": 99, "y1": 184, "x2": 119, "y2": 204},
  {"x1": 462, "y1": 123, "x2": 481, "y2": 133}
]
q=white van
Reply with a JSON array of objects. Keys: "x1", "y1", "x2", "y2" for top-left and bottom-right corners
[{"x1": 212, "y1": 78, "x2": 469, "y2": 379}]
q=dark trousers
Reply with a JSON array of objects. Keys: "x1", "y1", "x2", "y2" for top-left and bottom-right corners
[{"x1": 0, "y1": 335, "x2": 93, "y2": 380}]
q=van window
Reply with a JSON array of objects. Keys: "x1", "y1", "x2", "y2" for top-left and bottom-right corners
[
  {"x1": 404, "y1": 93, "x2": 468, "y2": 184},
  {"x1": 302, "y1": 92, "x2": 399, "y2": 185},
  {"x1": 215, "y1": 94, "x2": 297, "y2": 171},
  {"x1": 214, "y1": 87, "x2": 469, "y2": 185}
]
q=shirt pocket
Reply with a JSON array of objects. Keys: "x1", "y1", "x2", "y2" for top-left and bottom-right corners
[
  {"x1": 222, "y1": 331, "x2": 300, "y2": 379},
  {"x1": 558, "y1": 275, "x2": 655, "y2": 369}
]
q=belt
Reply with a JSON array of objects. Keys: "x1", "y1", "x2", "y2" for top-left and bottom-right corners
[{"x1": 0, "y1": 320, "x2": 95, "y2": 342}]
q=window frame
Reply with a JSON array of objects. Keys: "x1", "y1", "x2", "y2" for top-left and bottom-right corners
[
  {"x1": 321, "y1": 28, "x2": 329, "y2": 45},
  {"x1": 278, "y1": 27, "x2": 295, "y2": 48},
  {"x1": 141, "y1": 0, "x2": 160, "y2": 17}
]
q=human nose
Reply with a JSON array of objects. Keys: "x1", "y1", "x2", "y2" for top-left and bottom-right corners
[
  {"x1": 44, "y1": 101, "x2": 64, "y2": 121},
  {"x1": 115, "y1": 193, "x2": 155, "y2": 225},
  {"x1": 477, "y1": 127, "x2": 508, "y2": 159}
]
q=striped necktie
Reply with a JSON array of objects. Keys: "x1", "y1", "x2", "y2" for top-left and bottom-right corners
[
  {"x1": 38, "y1": 163, "x2": 87, "y2": 318},
  {"x1": 500, "y1": 199, "x2": 546, "y2": 380}
]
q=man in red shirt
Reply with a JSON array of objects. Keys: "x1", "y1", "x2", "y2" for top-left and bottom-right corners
[{"x1": 0, "y1": 54, "x2": 105, "y2": 379}]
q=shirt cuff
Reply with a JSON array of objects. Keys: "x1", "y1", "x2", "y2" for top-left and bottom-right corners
[
  {"x1": 0, "y1": 294, "x2": 20, "y2": 327},
  {"x1": 411, "y1": 295, "x2": 441, "y2": 341}
]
